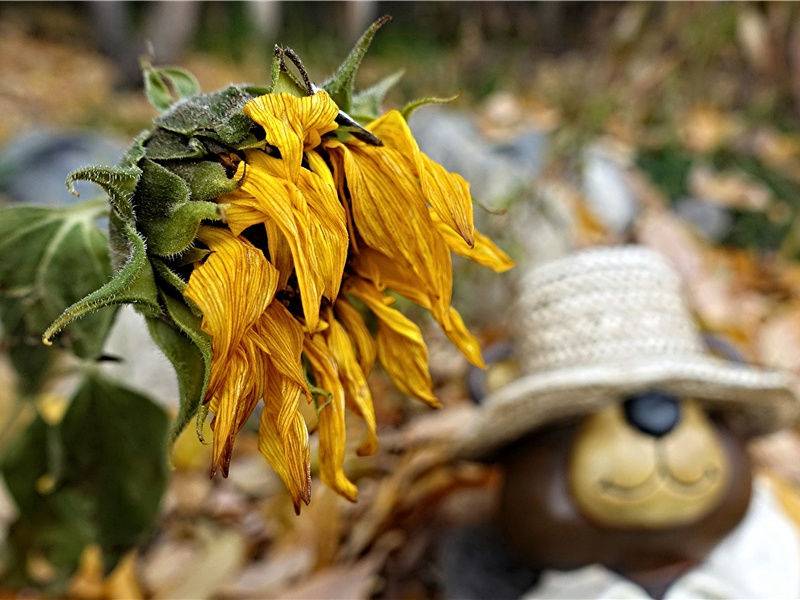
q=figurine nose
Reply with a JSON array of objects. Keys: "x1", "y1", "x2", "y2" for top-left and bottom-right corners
[{"x1": 622, "y1": 391, "x2": 681, "y2": 438}]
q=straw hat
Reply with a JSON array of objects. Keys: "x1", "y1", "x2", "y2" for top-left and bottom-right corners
[{"x1": 457, "y1": 245, "x2": 800, "y2": 460}]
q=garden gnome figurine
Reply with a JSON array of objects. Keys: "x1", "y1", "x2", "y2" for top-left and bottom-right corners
[{"x1": 448, "y1": 245, "x2": 800, "y2": 600}]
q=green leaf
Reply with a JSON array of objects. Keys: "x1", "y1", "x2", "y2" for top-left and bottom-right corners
[
  {"x1": 0, "y1": 201, "x2": 117, "y2": 365},
  {"x1": 133, "y1": 159, "x2": 221, "y2": 257},
  {"x1": 351, "y1": 69, "x2": 404, "y2": 122},
  {"x1": 323, "y1": 15, "x2": 391, "y2": 113},
  {"x1": 143, "y1": 65, "x2": 201, "y2": 112},
  {"x1": 66, "y1": 165, "x2": 141, "y2": 222},
  {"x1": 400, "y1": 92, "x2": 461, "y2": 121},
  {"x1": 154, "y1": 85, "x2": 258, "y2": 146},
  {"x1": 166, "y1": 160, "x2": 240, "y2": 202},
  {"x1": 2, "y1": 373, "x2": 169, "y2": 586},
  {"x1": 148, "y1": 289, "x2": 212, "y2": 443},
  {"x1": 43, "y1": 215, "x2": 161, "y2": 346}
]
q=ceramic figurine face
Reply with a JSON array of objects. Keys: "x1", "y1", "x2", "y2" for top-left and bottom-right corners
[
  {"x1": 497, "y1": 390, "x2": 752, "y2": 588},
  {"x1": 569, "y1": 396, "x2": 731, "y2": 529}
]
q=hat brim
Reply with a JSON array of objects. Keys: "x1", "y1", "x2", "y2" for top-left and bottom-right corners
[{"x1": 455, "y1": 354, "x2": 800, "y2": 460}]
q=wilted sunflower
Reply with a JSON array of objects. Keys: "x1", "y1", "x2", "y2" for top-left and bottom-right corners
[
  {"x1": 45, "y1": 17, "x2": 513, "y2": 511},
  {"x1": 183, "y1": 88, "x2": 512, "y2": 509}
]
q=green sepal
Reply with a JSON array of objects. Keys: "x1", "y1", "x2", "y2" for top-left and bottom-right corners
[
  {"x1": 1, "y1": 372, "x2": 169, "y2": 586},
  {"x1": 154, "y1": 85, "x2": 258, "y2": 146},
  {"x1": 0, "y1": 201, "x2": 116, "y2": 366},
  {"x1": 400, "y1": 92, "x2": 461, "y2": 121},
  {"x1": 166, "y1": 160, "x2": 240, "y2": 202},
  {"x1": 151, "y1": 257, "x2": 188, "y2": 294},
  {"x1": 144, "y1": 129, "x2": 206, "y2": 160},
  {"x1": 351, "y1": 69, "x2": 404, "y2": 122},
  {"x1": 66, "y1": 165, "x2": 141, "y2": 222},
  {"x1": 147, "y1": 289, "x2": 212, "y2": 444},
  {"x1": 143, "y1": 64, "x2": 201, "y2": 112},
  {"x1": 43, "y1": 216, "x2": 161, "y2": 346},
  {"x1": 134, "y1": 159, "x2": 221, "y2": 257},
  {"x1": 266, "y1": 50, "x2": 308, "y2": 97},
  {"x1": 120, "y1": 131, "x2": 149, "y2": 169},
  {"x1": 323, "y1": 15, "x2": 392, "y2": 113}
]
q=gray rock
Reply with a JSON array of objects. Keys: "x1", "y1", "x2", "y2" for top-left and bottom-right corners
[
  {"x1": 582, "y1": 144, "x2": 637, "y2": 234},
  {"x1": 674, "y1": 197, "x2": 733, "y2": 242}
]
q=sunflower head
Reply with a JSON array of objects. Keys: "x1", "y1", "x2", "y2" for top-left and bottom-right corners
[{"x1": 45, "y1": 16, "x2": 514, "y2": 510}]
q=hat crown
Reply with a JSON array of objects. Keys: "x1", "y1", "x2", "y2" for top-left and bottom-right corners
[{"x1": 516, "y1": 247, "x2": 704, "y2": 374}]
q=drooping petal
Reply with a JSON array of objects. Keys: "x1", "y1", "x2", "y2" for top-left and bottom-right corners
[
  {"x1": 440, "y1": 306, "x2": 485, "y2": 369},
  {"x1": 303, "y1": 333, "x2": 358, "y2": 502},
  {"x1": 351, "y1": 246, "x2": 483, "y2": 366},
  {"x1": 184, "y1": 226, "x2": 279, "y2": 398},
  {"x1": 325, "y1": 139, "x2": 452, "y2": 320},
  {"x1": 345, "y1": 277, "x2": 438, "y2": 407},
  {"x1": 297, "y1": 157, "x2": 349, "y2": 300},
  {"x1": 224, "y1": 152, "x2": 322, "y2": 331},
  {"x1": 243, "y1": 91, "x2": 339, "y2": 182},
  {"x1": 431, "y1": 210, "x2": 514, "y2": 273},
  {"x1": 368, "y1": 110, "x2": 474, "y2": 246},
  {"x1": 207, "y1": 341, "x2": 264, "y2": 477},
  {"x1": 259, "y1": 366, "x2": 312, "y2": 512},
  {"x1": 334, "y1": 297, "x2": 376, "y2": 375},
  {"x1": 324, "y1": 307, "x2": 377, "y2": 456},
  {"x1": 252, "y1": 301, "x2": 310, "y2": 396}
]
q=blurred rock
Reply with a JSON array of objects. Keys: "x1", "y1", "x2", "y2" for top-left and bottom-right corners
[
  {"x1": 674, "y1": 197, "x2": 733, "y2": 241},
  {"x1": 409, "y1": 107, "x2": 546, "y2": 213},
  {"x1": 582, "y1": 142, "x2": 637, "y2": 234},
  {"x1": 0, "y1": 129, "x2": 124, "y2": 206}
]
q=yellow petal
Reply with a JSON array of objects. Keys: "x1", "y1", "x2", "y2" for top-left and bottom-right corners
[
  {"x1": 252, "y1": 301, "x2": 310, "y2": 396},
  {"x1": 244, "y1": 91, "x2": 339, "y2": 182},
  {"x1": 208, "y1": 342, "x2": 263, "y2": 477},
  {"x1": 325, "y1": 140, "x2": 453, "y2": 320},
  {"x1": 303, "y1": 334, "x2": 358, "y2": 502},
  {"x1": 368, "y1": 110, "x2": 474, "y2": 246},
  {"x1": 353, "y1": 247, "x2": 484, "y2": 367},
  {"x1": 259, "y1": 367, "x2": 311, "y2": 512},
  {"x1": 432, "y1": 210, "x2": 515, "y2": 273},
  {"x1": 184, "y1": 226, "x2": 279, "y2": 398},
  {"x1": 296, "y1": 160, "x2": 348, "y2": 301},
  {"x1": 324, "y1": 307, "x2": 378, "y2": 456},
  {"x1": 225, "y1": 153, "x2": 322, "y2": 331},
  {"x1": 334, "y1": 297, "x2": 376, "y2": 375},
  {"x1": 344, "y1": 277, "x2": 438, "y2": 407},
  {"x1": 441, "y1": 306, "x2": 485, "y2": 368}
]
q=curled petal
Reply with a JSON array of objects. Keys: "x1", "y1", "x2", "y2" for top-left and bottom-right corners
[
  {"x1": 253, "y1": 301, "x2": 310, "y2": 396},
  {"x1": 432, "y1": 210, "x2": 514, "y2": 273},
  {"x1": 325, "y1": 140, "x2": 452, "y2": 320},
  {"x1": 352, "y1": 247, "x2": 484, "y2": 367},
  {"x1": 303, "y1": 334, "x2": 358, "y2": 502},
  {"x1": 184, "y1": 226, "x2": 278, "y2": 398},
  {"x1": 334, "y1": 297, "x2": 376, "y2": 375},
  {"x1": 225, "y1": 153, "x2": 322, "y2": 331},
  {"x1": 208, "y1": 342, "x2": 264, "y2": 477},
  {"x1": 345, "y1": 277, "x2": 438, "y2": 407},
  {"x1": 368, "y1": 110, "x2": 474, "y2": 246},
  {"x1": 325, "y1": 307, "x2": 377, "y2": 456},
  {"x1": 259, "y1": 369, "x2": 312, "y2": 512},
  {"x1": 244, "y1": 91, "x2": 339, "y2": 181}
]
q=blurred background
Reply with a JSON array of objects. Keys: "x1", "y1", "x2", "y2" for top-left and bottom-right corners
[{"x1": 3, "y1": 1, "x2": 800, "y2": 598}]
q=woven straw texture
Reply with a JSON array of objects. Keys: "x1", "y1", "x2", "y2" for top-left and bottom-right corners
[{"x1": 457, "y1": 245, "x2": 800, "y2": 459}]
